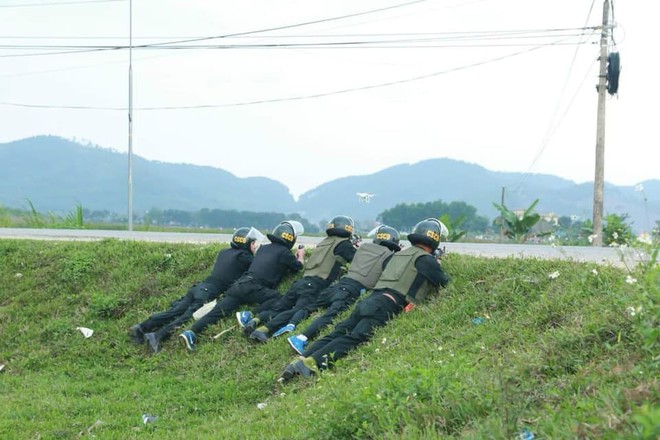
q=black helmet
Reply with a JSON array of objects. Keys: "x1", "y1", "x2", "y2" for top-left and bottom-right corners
[
  {"x1": 230, "y1": 227, "x2": 264, "y2": 251},
  {"x1": 372, "y1": 225, "x2": 401, "y2": 251},
  {"x1": 407, "y1": 218, "x2": 448, "y2": 251},
  {"x1": 267, "y1": 220, "x2": 304, "y2": 249},
  {"x1": 326, "y1": 215, "x2": 354, "y2": 238}
]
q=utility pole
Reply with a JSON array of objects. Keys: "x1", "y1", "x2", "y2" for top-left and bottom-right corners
[
  {"x1": 499, "y1": 186, "x2": 505, "y2": 243},
  {"x1": 127, "y1": 0, "x2": 134, "y2": 231},
  {"x1": 592, "y1": 0, "x2": 610, "y2": 247}
]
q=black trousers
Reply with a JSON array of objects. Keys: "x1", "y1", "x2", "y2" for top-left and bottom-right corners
[
  {"x1": 254, "y1": 277, "x2": 326, "y2": 333},
  {"x1": 140, "y1": 283, "x2": 215, "y2": 341},
  {"x1": 302, "y1": 291, "x2": 403, "y2": 370},
  {"x1": 191, "y1": 277, "x2": 280, "y2": 335},
  {"x1": 301, "y1": 283, "x2": 364, "y2": 340}
]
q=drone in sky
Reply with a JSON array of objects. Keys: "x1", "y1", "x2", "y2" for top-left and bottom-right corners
[{"x1": 356, "y1": 192, "x2": 375, "y2": 203}]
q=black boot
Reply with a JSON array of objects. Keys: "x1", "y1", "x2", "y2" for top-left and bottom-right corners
[
  {"x1": 129, "y1": 324, "x2": 145, "y2": 344},
  {"x1": 144, "y1": 332, "x2": 161, "y2": 353}
]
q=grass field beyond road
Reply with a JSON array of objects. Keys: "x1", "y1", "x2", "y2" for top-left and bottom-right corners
[{"x1": 0, "y1": 239, "x2": 657, "y2": 439}]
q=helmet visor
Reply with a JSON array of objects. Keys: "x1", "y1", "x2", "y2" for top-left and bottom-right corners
[
  {"x1": 366, "y1": 225, "x2": 381, "y2": 237},
  {"x1": 244, "y1": 227, "x2": 266, "y2": 242},
  {"x1": 284, "y1": 220, "x2": 305, "y2": 237},
  {"x1": 424, "y1": 218, "x2": 449, "y2": 238},
  {"x1": 438, "y1": 221, "x2": 449, "y2": 238}
]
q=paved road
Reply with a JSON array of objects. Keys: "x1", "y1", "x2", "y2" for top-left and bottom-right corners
[{"x1": 0, "y1": 227, "x2": 645, "y2": 268}]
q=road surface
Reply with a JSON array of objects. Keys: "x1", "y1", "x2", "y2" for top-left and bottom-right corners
[{"x1": 0, "y1": 227, "x2": 646, "y2": 268}]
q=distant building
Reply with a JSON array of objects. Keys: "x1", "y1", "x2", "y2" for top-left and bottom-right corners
[
  {"x1": 511, "y1": 209, "x2": 559, "y2": 225},
  {"x1": 541, "y1": 212, "x2": 559, "y2": 225}
]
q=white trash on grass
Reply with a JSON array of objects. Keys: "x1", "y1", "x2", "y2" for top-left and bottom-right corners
[
  {"x1": 76, "y1": 327, "x2": 94, "y2": 338},
  {"x1": 142, "y1": 414, "x2": 158, "y2": 424}
]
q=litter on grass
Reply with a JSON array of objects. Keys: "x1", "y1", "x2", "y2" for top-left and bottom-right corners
[
  {"x1": 193, "y1": 300, "x2": 217, "y2": 320},
  {"x1": 76, "y1": 327, "x2": 94, "y2": 338},
  {"x1": 213, "y1": 325, "x2": 237, "y2": 339},
  {"x1": 142, "y1": 414, "x2": 158, "y2": 424}
]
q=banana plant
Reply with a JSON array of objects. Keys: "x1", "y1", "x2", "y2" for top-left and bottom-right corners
[
  {"x1": 492, "y1": 199, "x2": 542, "y2": 243},
  {"x1": 438, "y1": 213, "x2": 467, "y2": 242}
]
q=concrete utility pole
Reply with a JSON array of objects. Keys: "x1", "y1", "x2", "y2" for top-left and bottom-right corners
[
  {"x1": 499, "y1": 186, "x2": 505, "y2": 243},
  {"x1": 592, "y1": 0, "x2": 610, "y2": 247},
  {"x1": 127, "y1": 0, "x2": 134, "y2": 231}
]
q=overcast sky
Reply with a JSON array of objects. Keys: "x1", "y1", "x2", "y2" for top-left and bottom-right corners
[{"x1": 1, "y1": 0, "x2": 656, "y2": 199}]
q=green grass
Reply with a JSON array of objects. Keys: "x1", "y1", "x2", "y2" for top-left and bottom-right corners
[{"x1": 0, "y1": 239, "x2": 657, "y2": 439}]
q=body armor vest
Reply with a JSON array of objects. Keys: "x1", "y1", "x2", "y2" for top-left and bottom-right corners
[
  {"x1": 346, "y1": 242, "x2": 394, "y2": 289},
  {"x1": 303, "y1": 236, "x2": 347, "y2": 280},
  {"x1": 374, "y1": 245, "x2": 435, "y2": 304}
]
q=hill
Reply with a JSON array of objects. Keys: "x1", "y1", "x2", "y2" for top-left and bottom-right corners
[
  {"x1": 296, "y1": 159, "x2": 659, "y2": 231},
  {"x1": 1, "y1": 136, "x2": 658, "y2": 231},
  {"x1": 0, "y1": 136, "x2": 297, "y2": 215},
  {"x1": 0, "y1": 239, "x2": 657, "y2": 438}
]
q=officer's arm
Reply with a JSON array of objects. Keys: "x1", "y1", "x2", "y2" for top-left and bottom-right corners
[
  {"x1": 416, "y1": 254, "x2": 450, "y2": 288},
  {"x1": 334, "y1": 239, "x2": 357, "y2": 265}
]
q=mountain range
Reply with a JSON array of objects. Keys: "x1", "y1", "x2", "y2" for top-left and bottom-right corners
[{"x1": 1, "y1": 136, "x2": 658, "y2": 231}]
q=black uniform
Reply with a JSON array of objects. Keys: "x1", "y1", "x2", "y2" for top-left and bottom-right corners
[
  {"x1": 302, "y1": 245, "x2": 450, "y2": 370},
  {"x1": 190, "y1": 241, "x2": 303, "y2": 335},
  {"x1": 253, "y1": 238, "x2": 356, "y2": 335},
  {"x1": 138, "y1": 247, "x2": 253, "y2": 341}
]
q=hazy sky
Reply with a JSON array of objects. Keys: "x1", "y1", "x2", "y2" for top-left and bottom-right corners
[{"x1": 1, "y1": 0, "x2": 656, "y2": 199}]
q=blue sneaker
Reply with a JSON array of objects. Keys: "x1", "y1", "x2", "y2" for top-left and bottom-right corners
[
  {"x1": 287, "y1": 335, "x2": 307, "y2": 355},
  {"x1": 179, "y1": 330, "x2": 197, "y2": 351},
  {"x1": 236, "y1": 311, "x2": 253, "y2": 328},
  {"x1": 272, "y1": 323, "x2": 295, "y2": 338}
]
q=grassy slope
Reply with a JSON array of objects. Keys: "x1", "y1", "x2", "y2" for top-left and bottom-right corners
[{"x1": 0, "y1": 239, "x2": 657, "y2": 440}]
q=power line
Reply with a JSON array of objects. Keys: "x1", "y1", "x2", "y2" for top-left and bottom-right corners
[
  {"x1": 0, "y1": 26, "x2": 599, "y2": 40},
  {"x1": 0, "y1": 39, "x2": 596, "y2": 51},
  {"x1": 0, "y1": 40, "x2": 595, "y2": 58},
  {"x1": 140, "y1": 0, "x2": 430, "y2": 48},
  {"x1": 0, "y1": 29, "x2": 594, "y2": 77},
  {"x1": 0, "y1": 52, "x2": 175, "y2": 78},
  {"x1": 0, "y1": 27, "x2": 599, "y2": 46},
  {"x1": 0, "y1": 0, "x2": 431, "y2": 57},
  {"x1": 0, "y1": 40, "x2": 566, "y2": 111},
  {"x1": 0, "y1": 0, "x2": 124, "y2": 7},
  {"x1": 0, "y1": 27, "x2": 598, "y2": 58},
  {"x1": 0, "y1": 0, "x2": 433, "y2": 58},
  {"x1": 0, "y1": 31, "x2": 597, "y2": 49},
  {"x1": 0, "y1": 47, "x2": 115, "y2": 58}
]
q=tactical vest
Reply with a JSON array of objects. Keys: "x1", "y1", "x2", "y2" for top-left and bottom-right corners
[
  {"x1": 374, "y1": 245, "x2": 435, "y2": 304},
  {"x1": 303, "y1": 236, "x2": 348, "y2": 280},
  {"x1": 346, "y1": 242, "x2": 394, "y2": 289}
]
